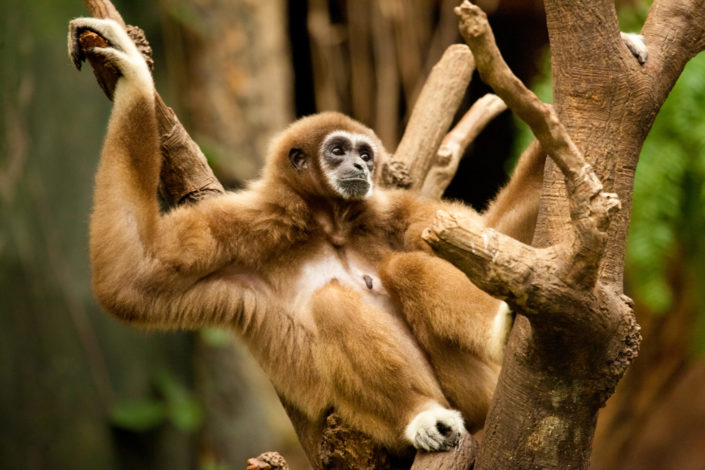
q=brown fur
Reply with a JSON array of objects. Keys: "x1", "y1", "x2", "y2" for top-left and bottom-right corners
[{"x1": 77, "y1": 18, "x2": 545, "y2": 451}]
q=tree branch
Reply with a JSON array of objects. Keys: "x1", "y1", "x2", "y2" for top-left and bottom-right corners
[
  {"x1": 382, "y1": 44, "x2": 475, "y2": 190},
  {"x1": 642, "y1": 0, "x2": 705, "y2": 104},
  {"x1": 420, "y1": 94, "x2": 506, "y2": 199},
  {"x1": 437, "y1": 1, "x2": 621, "y2": 293}
]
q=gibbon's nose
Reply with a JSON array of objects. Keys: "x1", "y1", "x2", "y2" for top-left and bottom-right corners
[{"x1": 353, "y1": 160, "x2": 365, "y2": 171}]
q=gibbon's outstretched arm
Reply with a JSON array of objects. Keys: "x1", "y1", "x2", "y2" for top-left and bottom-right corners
[{"x1": 69, "y1": 18, "x2": 264, "y2": 329}]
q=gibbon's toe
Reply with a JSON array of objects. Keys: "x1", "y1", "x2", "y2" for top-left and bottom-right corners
[{"x1": 405, "y1": 405, "x2": 465, "y2": 452}]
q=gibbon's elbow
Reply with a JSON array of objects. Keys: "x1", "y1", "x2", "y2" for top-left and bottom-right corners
[
  {"x1": 92, "y1": 280, "x2": 134, "y2": 324},
  {"x1": 90, "y1": 267, "x2": 148, "y2": 326}
]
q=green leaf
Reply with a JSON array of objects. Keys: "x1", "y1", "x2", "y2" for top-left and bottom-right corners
[
  {"x1": 199, "y1": 327, "x2": 233, "y2": 347},
  {"x1": 155, "y1": 371, "x2": 204, "y2": 432},
  {"x1": 109, "y1": 399, "x2": 167, "y2": 432}
]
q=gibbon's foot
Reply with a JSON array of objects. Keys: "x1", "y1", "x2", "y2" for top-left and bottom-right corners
[
  {"x1": 621, "y1": 32, "x2": 648, "y2": 65},
  {"x1": 405, "y1": 405, "x2": 465, "y2": 452},
  {"x1": 68, "y1": 17, "x2": 151, "y2": 86}
]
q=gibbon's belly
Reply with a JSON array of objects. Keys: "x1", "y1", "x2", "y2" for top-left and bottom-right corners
[{"x1": 291, "y1": 245, "x2": 397, "y2": 325}]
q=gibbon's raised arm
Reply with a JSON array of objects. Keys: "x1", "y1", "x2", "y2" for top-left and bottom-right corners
[{"x1": 69, "y1": 18, "x2": 269, "y2": 329}]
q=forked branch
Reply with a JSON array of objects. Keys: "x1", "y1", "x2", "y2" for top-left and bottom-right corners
[{"x1": 424, "y1": 2, "x2": 622, "y2": 310}]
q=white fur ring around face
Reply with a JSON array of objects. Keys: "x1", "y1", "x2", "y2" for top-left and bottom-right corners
[{"x1": 404, "y1": 404, "x2": 466, "y2": 451}]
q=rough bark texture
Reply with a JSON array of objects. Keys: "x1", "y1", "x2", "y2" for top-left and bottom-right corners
[{"x1": 419, "y1": 1, "x2": 705, "y2": 469}]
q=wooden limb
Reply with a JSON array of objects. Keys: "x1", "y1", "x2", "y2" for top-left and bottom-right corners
[
  {"x1": 80, "y1": 0, "x2": 224, "y2": 206},
  {"x1": 83, "y1": 0, "x2": 126, "y2": 27},
  {"x1": 455, "y1": 2, "x2": 581, "y2": 179},
  {"x1": 453, "y1": 1, "x2": 621, "y2": 289},
  {"x1": 420, "y1": 94, "x2": 506, "y2": 199},
  {"x1": 642, "y1": 0, "x2": 705, "y2": 102},
  {"x1": 383, "y1": 44, "x2": 475, "y2": 191},
  {"x1": 423, "y1": 211, "x2": 557, "y2": 316}
]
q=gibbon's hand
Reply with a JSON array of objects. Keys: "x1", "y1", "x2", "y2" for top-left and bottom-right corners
[{"x1": 68, "y1": 17, "x2": 153, "y2": 91}]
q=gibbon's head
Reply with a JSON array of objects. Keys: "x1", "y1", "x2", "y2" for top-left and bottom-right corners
[{"x1": 263, "y1": 112, "x2": 388, "y2": 201}]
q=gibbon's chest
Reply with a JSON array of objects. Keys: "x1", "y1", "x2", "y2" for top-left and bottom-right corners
[{"x1": 288, "y1": 242, "x2": 398, "y2": 327}]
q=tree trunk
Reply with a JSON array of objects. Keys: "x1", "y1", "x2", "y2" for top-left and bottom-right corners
[{"x1": 426, "y1": 1, "x2": 705, "y2": 469}]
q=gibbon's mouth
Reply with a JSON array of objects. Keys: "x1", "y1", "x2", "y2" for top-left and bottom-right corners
[
  {"x1": 339, "y1": 177, "x2": 369, "y2": 183},
  {"x1": 337, "y1": 177, "x2": 371, "y2": 199}
]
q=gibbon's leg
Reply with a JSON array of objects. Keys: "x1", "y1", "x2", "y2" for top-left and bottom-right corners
[
  {"x1": 380, "y1": 251, "x2": 511, "y2": 430},
  {"x1": 310, "y1": 280, "x2": 465, "y2": 451}
]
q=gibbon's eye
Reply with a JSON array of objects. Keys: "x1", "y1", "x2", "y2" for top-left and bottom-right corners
[
  {"x1": 331, "y1": 146, "x2": 345, "y2": 156},
  {"x1": 360, "y1": 152, "x2": 373, "y2": 162}
]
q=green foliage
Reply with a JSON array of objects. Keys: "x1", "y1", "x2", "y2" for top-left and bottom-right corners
[
  {"x1": 110, "y1": 399, "x2": 168, "y2": 432},
  {"x1": 628, "y1": 52, "x2": 705, "y2": 349},
  {"x1": 110, "y1": 371, "x2": 204, "y2": 433}
]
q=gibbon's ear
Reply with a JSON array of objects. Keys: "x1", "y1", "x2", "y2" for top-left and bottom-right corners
[{"x1": 289, "y1": 147, "x2": 308, "y2": 171}]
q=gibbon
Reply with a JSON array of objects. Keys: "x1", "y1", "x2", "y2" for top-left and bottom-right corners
[{"x1": 68, "y1": 17, "x2": 546, "y2": 451}]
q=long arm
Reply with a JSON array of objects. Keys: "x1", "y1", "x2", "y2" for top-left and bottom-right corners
[
  {"x1": 397, "y1": 139, "x2": 546, "y2": 253},
  {"x1": 70, "y1": 18, "x2": 260, "y2": 329}
]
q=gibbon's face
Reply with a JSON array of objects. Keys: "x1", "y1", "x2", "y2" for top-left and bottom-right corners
[{"x1": 319, "y1": 130, "x2": 376, "y2": 200}]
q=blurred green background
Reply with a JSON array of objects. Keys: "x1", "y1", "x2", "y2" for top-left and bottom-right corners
[{"x1": 1, "y1": 1, "x2": 703, "y2": 469}]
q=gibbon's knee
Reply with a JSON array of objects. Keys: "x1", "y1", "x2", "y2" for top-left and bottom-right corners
[{"x1": 380, "y1": 252, "x2": 500, "y2": 350}]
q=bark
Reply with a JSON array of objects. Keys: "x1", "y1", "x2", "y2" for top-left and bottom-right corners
[{"x1": 418, "y1": 1, "x2": 705, "y2": 469}]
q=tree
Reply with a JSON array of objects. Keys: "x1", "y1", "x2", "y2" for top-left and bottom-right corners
[{"x1": 77, "y1": 0, "x2": 705, "y2": 468}]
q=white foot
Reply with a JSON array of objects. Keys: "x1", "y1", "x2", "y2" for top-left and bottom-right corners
[
  {"x1": 621, "y1": 32, "x2": 648, "y2": 65},
  {"x1": 487, "y1": 301, "x2": 514, "y2": 364},
  {"x1": 404, "y1": 405, "x2": 465, "y2": 452}
]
